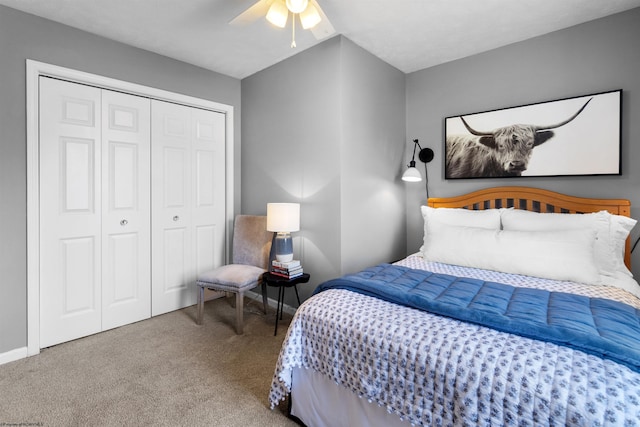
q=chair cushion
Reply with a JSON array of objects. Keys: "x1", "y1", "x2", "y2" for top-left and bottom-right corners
[{"x1": 196, "y1": 264, "x2": 266, "y2": 292}]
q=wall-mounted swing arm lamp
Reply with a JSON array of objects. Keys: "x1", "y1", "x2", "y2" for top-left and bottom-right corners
[
  {"x1": 402, "y1": 139, "x2": 434, "y2": 182},
  {"x1": 402, "y1": 139, "x2": 434, "y2": 199}
]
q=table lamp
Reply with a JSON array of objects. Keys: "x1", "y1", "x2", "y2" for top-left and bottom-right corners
[{"x1": 266, "y1": 203, "x2": 300, "y2": 262}]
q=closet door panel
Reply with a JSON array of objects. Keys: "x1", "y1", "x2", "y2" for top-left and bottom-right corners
[
  {"x1": 195, "y1": 225, "x2": 217, "y2": 279},
  {"x1": 62, "y1": 138, "x2": 96, "y2": 212},
  {"x1": 192, "y1": 109, "x2": 226, "y2": 278},
  {"x1": 160, "y1": 146, "x2": 190, "y2": 297},
  {"x1": 151, "y1": 102, "x2": 226, "y2": 315},
  {"x1": 101, "y1": 90, "x2": 151, "y2": 330},
  {"x1": 164, "y1": 147, "x2": 188, "y2": 207},
  {"x1": 40, "y1": 77, "x2": 102, "y2": 347},
  {"x1": 107, "y1": 233, "x2": 139, "y2": 300},
  {"x1": 60, "y1": 237, "x2": 97, "y2": 314},
  {"x1": 151, "y1": 100, "x2": 193, "y2": 316},
  {"x1": 163, "y1": 228, "x2": 189, "y2": 291}
]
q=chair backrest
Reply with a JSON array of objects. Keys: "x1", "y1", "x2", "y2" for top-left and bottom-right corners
[{"x1": 231, "y1": 215, "x2": 273, "y2": 269}]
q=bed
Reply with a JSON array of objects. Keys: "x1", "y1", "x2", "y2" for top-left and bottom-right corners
[{"x1": 269, "y1": 186, "x2": 640, "y2": 426}]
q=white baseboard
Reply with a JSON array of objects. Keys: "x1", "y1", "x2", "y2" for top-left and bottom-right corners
[
  {"x1": 0, "y1": 346, "x2": 28, "y2": 366},
  {"x1": 246, "y1": 290, "x2": 298, "y2": 316}
]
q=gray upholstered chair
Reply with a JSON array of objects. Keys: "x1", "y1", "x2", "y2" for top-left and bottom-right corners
[{"x1": 196, "y1": 215, "x2": 272, "y2": 334}]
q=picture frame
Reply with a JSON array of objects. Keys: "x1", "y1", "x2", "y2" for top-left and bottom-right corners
[{"x1": 444, "y1": 90, "x2": 622, "y2": 179}]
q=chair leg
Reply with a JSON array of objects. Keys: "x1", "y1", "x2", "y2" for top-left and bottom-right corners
[
  {"x1": 196, "y1": 285, "x2": 205, "y2": 325},
  {"x1": 229, "y1": 292, "x2": 235, "y2": 308},
  {"x1": 235, "y1": 292, "x2": 244, "y2": 335}
]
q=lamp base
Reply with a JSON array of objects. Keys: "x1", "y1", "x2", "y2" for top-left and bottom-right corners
[
  {"x1": 274, "y1": 232, "x2": 294, "y2": 262},
  {"x1": 276, "y1": 254, "x2": 294, "y2": 262}
]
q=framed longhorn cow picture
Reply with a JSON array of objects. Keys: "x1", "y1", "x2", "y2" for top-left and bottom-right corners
[{"x1": 444, "y1": 90, "x2": 622, "y2": 179}]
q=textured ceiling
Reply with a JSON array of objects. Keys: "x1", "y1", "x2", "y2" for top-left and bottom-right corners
[{"x1": 1, "y1": 0, "x2": 639, "y2": 79}]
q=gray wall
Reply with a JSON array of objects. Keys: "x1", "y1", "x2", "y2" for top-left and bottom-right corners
[
  {"x1": 406, "y1": 8, "x2": 640, "y2": 276},
  {"x1": 338, "y1": 38, "x2": 406, "y2": 274},
  {"x1": 0, "y1": 5, "x2": 241, "y2": 354},
  {"x1": 241, "y1": 36, "x2": 406, "y2": 304},
  {"x1": 242, "y1": 37, "x2": 343, "y2": 300}
]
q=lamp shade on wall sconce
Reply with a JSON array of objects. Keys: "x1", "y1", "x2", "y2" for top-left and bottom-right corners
[
  {"x1": 266, "y1": 203, "x2": 300, "y2": 262},
  {"x1": 402, "y1": 139, "x2": 434, "y2": 182},
  {"x1": 402, "y1": 161, "x2": 422, "y2": 182}
]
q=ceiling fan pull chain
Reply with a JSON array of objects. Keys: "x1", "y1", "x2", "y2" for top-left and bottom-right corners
[{"x1": 291, "y1": 14, "x2": 297, "y2": 48}]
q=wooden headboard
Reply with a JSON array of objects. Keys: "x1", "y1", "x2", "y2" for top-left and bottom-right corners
[{"x1": 427, "y1": 186, "x2": 632, "y2": 269}]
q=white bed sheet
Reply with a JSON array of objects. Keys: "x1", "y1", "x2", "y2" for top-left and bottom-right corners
[{"x1": 291, "y1": 367, "x2": 411, "y2": 427}]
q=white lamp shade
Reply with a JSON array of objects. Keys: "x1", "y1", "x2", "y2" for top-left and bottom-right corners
[
  {"x1": 402, "y1": 167, "x2": 422, "y2": 182},
  {"x1": 266, "y1": 0, "x2": 288, "y2": 28},
  {"x1": 300, "y1": 3, "x2": 321, "y2": 29},
  {"x1": 267, "y1": 203, "x2": 300, "y2": 232}
]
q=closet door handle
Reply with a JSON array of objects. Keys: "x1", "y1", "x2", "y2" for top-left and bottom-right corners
[
  {"x1": 120, "y1": 219, "x2": 128, "y2": 226},
  {"x1": 173, "y1": 216, "x2": 179, "y2": 222}
]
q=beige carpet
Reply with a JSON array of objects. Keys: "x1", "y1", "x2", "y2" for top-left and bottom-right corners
[{"x1": 0, "y1": 297, "x2": 298, "y2": 427}]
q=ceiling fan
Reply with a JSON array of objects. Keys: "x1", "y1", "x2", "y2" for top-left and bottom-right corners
[{"x1": 230, "y1": 0, "x2": 335, "y2": 47}]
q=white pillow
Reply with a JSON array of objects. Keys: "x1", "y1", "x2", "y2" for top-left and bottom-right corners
[
  {"x1": 597, "y1": 213, "x2": 638, "y2": 297},
  {"x1": 420, "y1": 206, "x2": 501, "y2": 252},
  {"x1": 422, "y1": 223, "x2": 601, "y2": 285},
  {"x1": 500, "y1": 209, "x2": 636, "y2": 278},
  {"x1": 608, "y1": 214, "x2": 637, "y2": 277}
]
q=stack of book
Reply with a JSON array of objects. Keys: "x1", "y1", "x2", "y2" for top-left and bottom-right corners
[{"x1": 271, "y1": 260, "x2": 304, "y2": 279}]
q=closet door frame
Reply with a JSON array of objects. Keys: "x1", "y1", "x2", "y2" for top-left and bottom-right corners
[{"x1": 26, "y1": 59, "x2": 235, "y2": 356}]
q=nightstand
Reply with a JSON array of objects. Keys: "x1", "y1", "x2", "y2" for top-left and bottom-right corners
[{"x1": 262, "y1": 272, "x2": 310, "y2": 336}]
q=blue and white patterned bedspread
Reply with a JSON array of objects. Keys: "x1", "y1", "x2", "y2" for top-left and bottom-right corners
[{"x1": 269, "y1": 255, "x2": 640, "y2": 426}]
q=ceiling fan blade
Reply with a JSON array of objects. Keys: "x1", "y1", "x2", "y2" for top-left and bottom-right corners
[
  {"x1": 309, "y1": 0, "x2": 335, "y2": 40},
  {"x1": 229, "y1": 0, "x2": 272, "y2": 26}
]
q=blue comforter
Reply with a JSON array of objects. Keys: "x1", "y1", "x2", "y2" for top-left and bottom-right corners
[{"x1": 314, "y1": 263, "x2": 640, "y2": 373}]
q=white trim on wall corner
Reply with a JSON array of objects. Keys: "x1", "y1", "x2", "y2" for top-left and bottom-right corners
[
  {"x1": 25, "y1": 59, "x2": 235, "y2": 359},
  {"x1": 0, "y1": 347, "x2": 28, "y2": 366}
]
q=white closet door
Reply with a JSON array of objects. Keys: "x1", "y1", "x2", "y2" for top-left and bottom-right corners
[
  {"x1": 39, "y1": 78, "x2": 152, "y2": 347},
  {"x1": 101, "y1": 90, "x2": 151, "y2": 330},
  {"x1": 40, "y1": 77, "x2": 103, "y2": 347},
  {"x1": 151, "y1": 100, "x2": 193, "y2": 316},
  {"x1": 151, "y1": 100, "x2": 226, "y2": 316},
  {"x1": 191, "y1": 108, "x2": 226, "y2": 285}
]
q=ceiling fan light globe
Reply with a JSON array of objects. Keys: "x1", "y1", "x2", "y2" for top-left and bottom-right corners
[
  {"x1": 286, "y1": 0, "x2": 309, "y2": 14},
  {"x1": 300, "y1": 4, "x2": 321, "y2": 29},
  {"x1": 266, "y1": 1, "x2": 288, "y2": 28}
]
